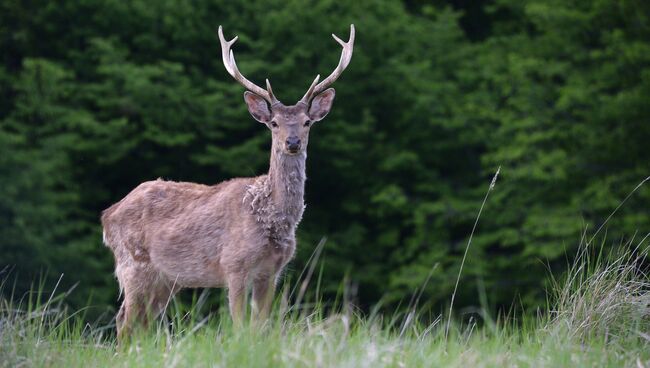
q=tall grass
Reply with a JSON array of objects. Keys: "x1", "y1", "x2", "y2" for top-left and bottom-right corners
[
  {"x1": 446, "y1": 166, "x2": 500, "y2": 340},
  {"x1": 546, "y1": 234, "x2": 650, "y2": 345},
  {"x1": 1, "y1": 232, "x2": 648, "y2": 367}
]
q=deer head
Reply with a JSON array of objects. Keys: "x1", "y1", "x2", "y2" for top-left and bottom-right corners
[{"x1": 218, "y1": 25, "x2": 355, "y2": 156}]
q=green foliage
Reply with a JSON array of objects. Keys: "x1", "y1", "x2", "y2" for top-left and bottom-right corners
[{"x1": 0, "y1": 0, "x2": 648, "y2": 315}]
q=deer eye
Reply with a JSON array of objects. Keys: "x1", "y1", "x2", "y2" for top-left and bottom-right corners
[
  {"x1": 303, "y1": 120, "x2": 312, "y2": 127},
  {"x1": 270, "y1": 121, "x2": 278, "y2": 128}
]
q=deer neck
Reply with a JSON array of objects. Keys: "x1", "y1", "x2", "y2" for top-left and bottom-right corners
[
  {"x1": 243, "y1": 147, "x2": 307, "y2": 239},
  {"x1": 267, "y1": 145, "x2": 306, "y2": 223},
  {"x1": 243, "y1": 143, "x2": 306, "y2": 245}
]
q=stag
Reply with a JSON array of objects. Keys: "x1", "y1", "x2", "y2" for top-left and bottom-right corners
[{"x1": 101, "y1": 25, "x2": 355, "y2": 339}]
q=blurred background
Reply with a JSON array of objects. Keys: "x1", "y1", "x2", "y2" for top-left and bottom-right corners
[{"x1": 1, "y1": 0, "x2": 649, "y2": 320}]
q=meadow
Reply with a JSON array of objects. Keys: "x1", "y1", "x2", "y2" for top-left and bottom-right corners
[{"x1": 2, "y1": 231, "x2": 648, "y2": 368}]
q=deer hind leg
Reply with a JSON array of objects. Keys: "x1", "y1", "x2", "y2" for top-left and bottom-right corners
[
  {"x1": 116, "y1": 284, "x2": 179, "y2": 342},
  {"x1": 116, "y1": 290, "x2": 144, "y2": 343},
  {"x1": 145, "y1": 280, "x2": 180, "y2": 325},
  {"x1": 115, "y1": 262, "x2": 177, "y2": 342},
  {"x1": 115, "y1": 263, "x2": 145, "y2": 342}
]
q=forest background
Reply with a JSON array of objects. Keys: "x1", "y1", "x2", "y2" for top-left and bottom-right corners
[{"x1": 1, "y1": 0, "x2": 648, "y2": 319}]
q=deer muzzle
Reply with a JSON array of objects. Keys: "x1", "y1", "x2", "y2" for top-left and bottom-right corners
[{"x1": 286, "y1": 136, "x2": 301, "y2": 153}]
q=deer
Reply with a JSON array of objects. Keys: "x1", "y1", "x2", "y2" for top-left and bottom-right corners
[{"x1": 101, "y1": 24, "x2": 355, "y2": 340}]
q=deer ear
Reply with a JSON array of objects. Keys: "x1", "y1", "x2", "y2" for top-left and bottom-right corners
[
  {"x1": 308, "y1": 88, "x2": 335, "y2": 122},
  {"x1": 244, "y1": 91, "x2": 271, "y2": 123}
]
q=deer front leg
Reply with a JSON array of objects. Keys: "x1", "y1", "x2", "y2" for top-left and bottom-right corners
[
  {"x1": 252, "y1": 275, "x2": 276, "y2": 322},
  {"x1": 227, "y1": 273, "x2": 247, "y2": 328}
]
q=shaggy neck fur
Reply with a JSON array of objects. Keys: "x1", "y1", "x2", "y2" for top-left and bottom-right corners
[{"x1": 244, "y1": 141, "x2": 306, "y2": 246}]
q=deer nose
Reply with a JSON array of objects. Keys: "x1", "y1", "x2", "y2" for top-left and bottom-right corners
[{"x1": 286, "y1": 136, "x2": 301, "y2": 152}]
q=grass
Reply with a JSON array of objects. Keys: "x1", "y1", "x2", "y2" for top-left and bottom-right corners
[{"x1": 1, "y1": 234, "x2": 648, "y2": 368}]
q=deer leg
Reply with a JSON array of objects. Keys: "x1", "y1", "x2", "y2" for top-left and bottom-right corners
[
  {"x1": 227, "y1": 273, "x2": 247, "y2": 328},
  {"x1": 116, "y1": 292, "x2": 145, "y2": 343},
  {"x1": 146, "y1": 283, "x2": 179, "y2": 322},
  {"x1": 115, "y1": 263, "x2": 169, "y2": 342},
  {"x1": 252, "y1": 275, "x2": 275, "y2": 322},
  {"x1": 115, "y1": 299, "x2": 127, "y2": 336}
]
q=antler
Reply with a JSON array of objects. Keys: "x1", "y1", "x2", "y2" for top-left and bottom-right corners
[
  {"x1": 218, "y1": 26, "x2": 280, "y2": 105},
  {"x1": 300, "y1": 24, "x2": 355, "y2": 104}
]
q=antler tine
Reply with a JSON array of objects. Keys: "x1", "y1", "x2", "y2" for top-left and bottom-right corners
[
  {"x1": 300, "y1": 24, "x2": 355, "y2": 104},
  {"x1": 265, "y1": 79, "x2": 280, "y2": 105},
  {"x1": 299, "y1": 75, "x2": 320, "y2": 105},
  {"x1": 218, "y1": 26, "x2": 279, "y2": 105}
]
